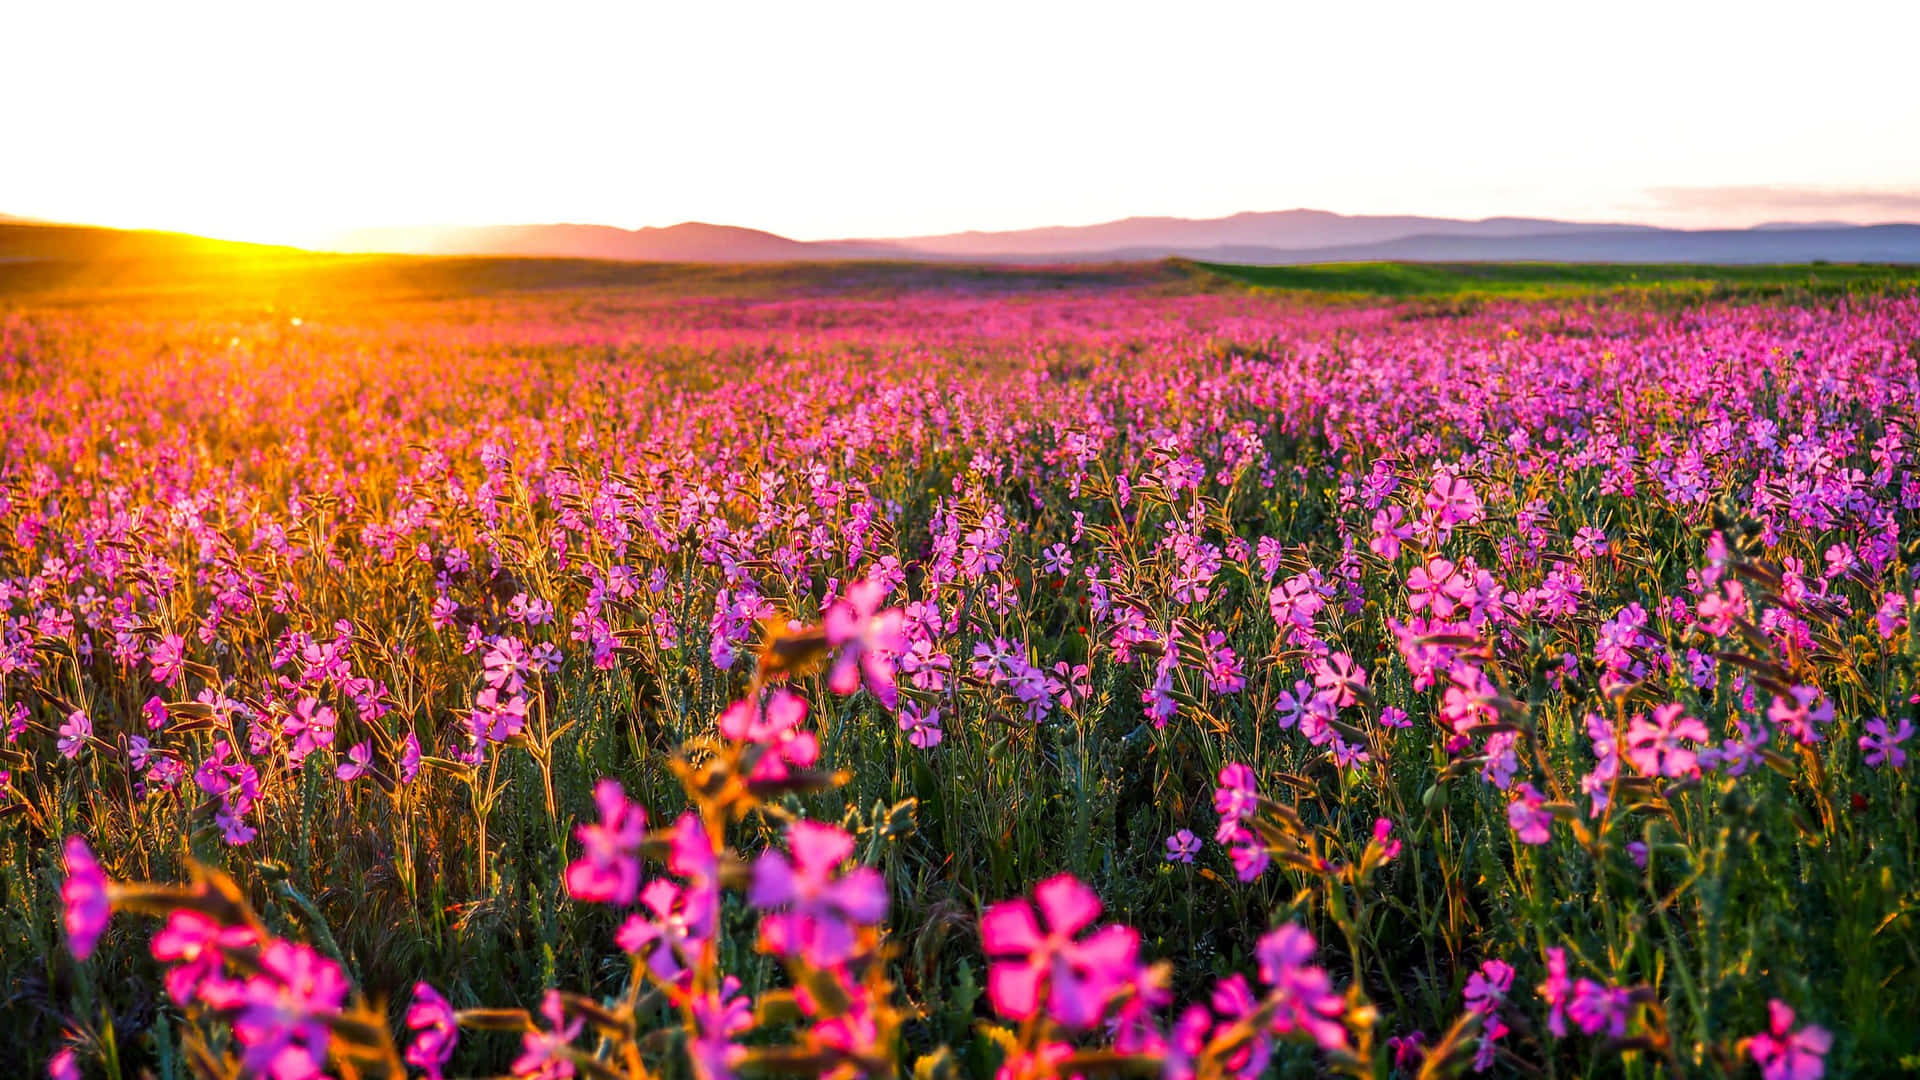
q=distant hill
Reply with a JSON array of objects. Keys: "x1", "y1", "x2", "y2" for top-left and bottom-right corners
[
  {"x1": 335, "y1": 222, "x2": 908, "y2": 263},
  {"x1": 6, "y1": 211, "x2": 1920, "y2": 267}
]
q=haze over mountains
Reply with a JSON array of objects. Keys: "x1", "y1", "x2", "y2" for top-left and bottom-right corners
[
  {"x1": 5, "y1": 209, "x2": 1920, "y2": 267},
  {"x1": 330, "y1": 209, "x2": 1920, "y2": 265}
]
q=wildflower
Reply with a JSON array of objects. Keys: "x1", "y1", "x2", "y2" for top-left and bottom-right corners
[
  {"x1": 61, "y1": 836, "x2": 110, "y2": 960},
  {"x1": 1165, "y1": 829, "x2": 1200, "y2": 863},
  {"x1": 686, "y1": 976, "x2": 751, "y2": 1080},
  {"x1": 405, "y1": 983, "x2": 459, "y2": 1080},
  {"x1": 57, "y1": 709, "x2": 91, "y2": 760},
  {"x1": 1408, "y1": 557, "x2": 1466, "y2": 618},
  {"x1": 335, "y1": 741, "x2": 372, "y2": 781},
  {"x1": 749, "y1": 820, "x2": 887, "y2": 965},
  {"x1": 231, "y1": 941, "x2": 349, "y2": 1079},
  {"x1": 1749, "y1": 1000, "x2": 1832, "y2": 1080},
  {"x1": 1506, "y1": 783, "x2": 1552, "y2": 845},
  {"x1": 513, "y1": 990, "x2": 584, "y2": 1080},
  {"x1": 897, "y1": 701, "x2": 943, "y2": 748},
  {"x1": 1311, "y1": 651, "x2": 1366, "y2": 708},
  {"x1": 618, "y1": 878, "x2": 706, "y2": 982},
  {"x1": 1625, "y1": 703, "x2": 1708, "y2": 779},
  {"x1": 565, "y1": 779, "x2": 646, "y2": 905},
  {"x1": 150, "y1": 633, "x2": 187, "y2": 687},
  {"x1": 1255, "y1": 923, "x2": 1349, "y2": 1049},
  {"x1": 151, "y1": 909, "x2": 256, "y2": 1005},
  {"x1": 717, "y1": 690, "x2": 819, "y2": 780},
  {"x1": 1464, "y1": 960, "x2": 1514, "y2": 1015},
  {"x1": 1566, "y1": 978, "x2": 1632, "y2": 1037},
  {"x1": 981, "y1": 873, "x2": 1140, "y2": 1029},
  {"x1": 1536, "y1": 947, "x2": 1572, "y2": 1036},
  {"x1": 1768, "y1": 685, "x2": 1834, "y2": 745},
  {"x1": 823, "y1": 578, "x2": 908, "y2": 707},
  {"x1": 1860, "y1": 716, "x2": 1912, "y2": 769},
  {"x1": 47, "y1": 1050, "x2": 79, "y2": 1080}
]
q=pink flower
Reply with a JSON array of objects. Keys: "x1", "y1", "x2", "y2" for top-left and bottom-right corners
[
  {"x1": 47, "y1": 1049, "x2": 79, "y2": 1080},
  {"x1": 1625, "y1": 703, "x2": 1708, "y2": 778},
  {"x1": 1749, "y1": 1000, "x2": 1832, "y2": 1080},
  {"x1": 57, "y1": 709, "x2": 91, "y2": 760},
  {"x1": 335, "y1": 741, "x2": 372, "y2": 781},
  {"x1": 405, "y1": 982, "x2": 459, "y2": 1080},
  {"x1": 687, "y1": 976, "x2": 751, "y2": 1080},
  {"x1": 897, "y1": 701, "x2": 943, "y2": 748},
  {"x1": 824, "y1": 578, "x2": 908, "y2": 707},
  {"x1": 564, "y1": 779, "x2": 646, "y2": 905},
  {"x1": 980, "y1": 874, "x2": 1140, "y2": 1029},
  {"x1": 749, "y1": 820, "x2": 887, "y2": 965},
  {"x1": 1768, "y1": 685, "x2": 1834, "y2": 745},
  {"x1": 1464, "y1": 959, "x2": 1514, "y2": 1015},
  {"x1": 1408, "y1": 558, "x2": 1466, "y2": 618},
  {"x1": 231, "y1": 941, "x2": 349, "y2": 1080},
  {"x1": 618, "y1": 878, "x2": 709, "y2": 982},
  {"x1": 61, "y1": 836, "x2": 109, "y2": 960},
  {"x1": 151, "y1": 910, "x2": 256, "y2": 1005},
  {"x1": 1255, "y1": 923, "x2": 1349, "y2": 1049},
  {"x1": 1311, "y1": 652, "x2": 1366, "y2": 709},
  {"x1": 150, "y1": 633, "x2": 188, "y2": 687},
  {"x1": 1536, "y1": 947, "x2": 1572, "y2": 1036},
  {"x1": 1506, "y1": 783, "x2": 1552, "y2": 845},
  {"x1": 513, "y1": 990, "x2": 584, "y2": 1080},
  {"x1": 717, "y1": 691, "x2": 818, "y2": 780}
]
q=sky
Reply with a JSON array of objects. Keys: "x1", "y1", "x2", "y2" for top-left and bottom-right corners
[{"x1": 6, "y1": 0, "x2": 1920, "y2": 248}]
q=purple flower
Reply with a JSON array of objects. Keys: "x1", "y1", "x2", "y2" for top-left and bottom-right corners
[
  {"x1": 1506, "y1": 784, "x2": 1552, "y2": 846},
  {"x1": 335, "y1": 741, "x2": 372, "y2": 781},
  {"x1": 513, "y1": 990, "x2": 584, "y2": 1080},
  {"x1": 1165, "y1": 829, "x2": 1201, "y2": 863},
  {"x1": 1625, "y1": 703, "x2": 1708, "y2": 779},
  {"x1": 618, "y1": 878, "x2": 709, "y2": 982},
  {"x1": 57, "y1": 710, "x2": 91, "y2": 760},
  {"x1": 717, "y1": 691, "x2": 818, "y2": 780},
  {"x1": 1860, "y1": 716, "x2": 1912, "y2": 769},
  {"x1": 749, "y1": 820, "x2": 887, "y2": 965}
]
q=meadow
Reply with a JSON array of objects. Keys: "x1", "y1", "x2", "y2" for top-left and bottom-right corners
[{"x1": 2, "y1": 256, "x2": 1916, "y2": 1079}]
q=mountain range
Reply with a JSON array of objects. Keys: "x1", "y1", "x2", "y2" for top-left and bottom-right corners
[
  {"x1": 5, "y1": 209, "x2": 1920, "y2": 267},
  {"x1": 330, "y1": 210, "x2": 1920, "y2": 265}
]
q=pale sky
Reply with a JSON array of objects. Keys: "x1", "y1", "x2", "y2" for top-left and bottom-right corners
[{"x1": 6, "y1": 0, "x2": 1919, "y2": 247}]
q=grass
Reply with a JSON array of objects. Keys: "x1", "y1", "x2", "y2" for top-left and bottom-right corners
[{"x1": 1183, "y1": 258, "x2": 1920, "y2": 301}]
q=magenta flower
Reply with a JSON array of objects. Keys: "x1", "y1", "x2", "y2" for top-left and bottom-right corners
[
  {"x1": 1254, "y1": 924, "x2": 1348, "y2": 1050},
  {"x1": 980, "y1": 874, "x2": 1140, "y2": 1029},
  {"x1": 1768, "y1": 685, "x2": 1834, "y2": 745},
  {"x1": 1165, "y1": 829, "x2": 1201, "y2": 863},
  {"x1": 56, "y1": 709, "x2": 91, "y2": 760},
  {"x1": 1311, "y1": 651, "x2": 1366, "y2": 709},
  {"x1": 1213, "y1": 762, "x2": 1259, "y2": 822},
  {"x1": 618, "y1": 878, "x2": 708, "y2": 982},
  {"x1": 1537, "y1": 947, "x2": 1572, "y2": 1036},
  {"x1": 687, "y1": 976, "x2": 751, "y2": 1080},
  {"x1": 150, "y1": 633, "x2": 187, "y2": 687},
  {"x1": 1408, "y1": 557, "x2": 1466, "y2": 618},
  {"x1": 749, "y1": 820, "x2": 887, "y2": 964},
  {"x1": 1506, "y1": 783, "x2": 1552, "y2": 846},
  {"x1": 823, "y1": 578, "x2": 908, "y2": 707},
  {"x1": 231, "y1": 941, "x2": 349, "y2": 1080},
  {"x1": 1860, "y1": 716, "x2": 1912, "y2": 769},
  {"x1": 1749, "y1": 1000, "x2": 1832, "y2": 1080},
  {"x1": 717, "y1": 690, "x2": 819, "y2": 780},
  {"x1": 405, "y1": 982, "x2": 459, "y2": 1080},
  {"x1": 1625, "y1": 703, "x2": 1708, "y2": 779},
  {"x1": 150, "y1": 909, "x2": 256, "y2": 1005},
  {"x1": 335, "y1": 741, "x2": 372, "y2": 781},
  {"x1": 1565, "y1": 978, "x2": 1632, "y2": 1037},
  {"x1": 513, "y1": 990, "x2": 584, "y2": 1080},
  {"x1": 1463, "y1": 959, "x2": 1515, "y2": 1015},
  {"x1": 564, "y1": 779, "x2": 646, "y2": 905},
  {"x1": 47, "y1": 1049, "x2": 79, "y2": 1080},
  {"x1": 61, "y1": 836, "x2": 110, "y2": 960},
  {"x1": 896, "y1": 701, "x2": 943, "y2": 748}
]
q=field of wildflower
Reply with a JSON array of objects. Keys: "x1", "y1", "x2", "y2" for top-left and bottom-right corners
[{"x1": 3, "y1": 266, "x2": 1917, "y2": 1079}]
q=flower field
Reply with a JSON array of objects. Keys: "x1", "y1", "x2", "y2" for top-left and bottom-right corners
[{"x1": 4, "y1": 275, "x2": 1918, "y2": 1078}]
